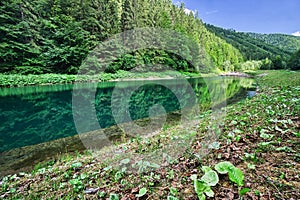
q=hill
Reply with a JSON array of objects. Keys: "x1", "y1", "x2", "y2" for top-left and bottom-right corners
[
  {"x1": 246, "y1": 32, "x2": 300, "y2": 53},
  {"x1": 205, "y1": 24, "x2": 295, "y2": 69}
]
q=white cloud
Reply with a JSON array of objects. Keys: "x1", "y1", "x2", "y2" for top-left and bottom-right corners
[
  {"x1": 292, "y1": 31, "x2": 300, "y2": 36},
  {"x1": 205, "y1": 10, "x2": 219, "y2": 15},
  {"x1": 184, "y1": 8, "x2": 195, "y2": 15},
  {"x1": 174, "y1": 0, "x2": 184, "y2": 6}
]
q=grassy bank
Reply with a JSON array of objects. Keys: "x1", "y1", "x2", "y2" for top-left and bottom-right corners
[
  {"x1": 0, "y1": 71, "x2": 213, "y2": 88},
  {"x1": 0, "y1": 70, "x2": 299, "y2": 199}
]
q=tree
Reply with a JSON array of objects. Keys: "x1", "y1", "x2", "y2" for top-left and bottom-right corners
[{"x1": 288, "y1": 49, "x2": 300, "y2": 70}]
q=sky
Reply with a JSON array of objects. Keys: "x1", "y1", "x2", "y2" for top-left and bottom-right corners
[{"x1": 174, "y1": 0, "x2": 300, "y2": 36}]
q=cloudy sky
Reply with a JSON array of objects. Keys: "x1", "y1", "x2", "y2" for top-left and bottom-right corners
[{"x1": 174, "y1": 0, "x2": 300, "y2": 36}]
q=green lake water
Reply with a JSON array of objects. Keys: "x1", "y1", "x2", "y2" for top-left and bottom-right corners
[{"x1": 0, "y1": 77, "x2": 255, "y2": 153}]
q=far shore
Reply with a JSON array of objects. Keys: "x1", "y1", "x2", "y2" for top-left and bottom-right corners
[{"x1": 0, "y1": 71, "x2": 256, "y2": 88}]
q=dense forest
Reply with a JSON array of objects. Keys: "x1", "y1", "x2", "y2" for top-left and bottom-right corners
[
  {"x1": 0, "y1": 0, "x2": 244, "y2": 75},
  {"x1": 246, "y1": 32, "x2": 300, "y2": 53},
  {"x1": 205, "y1": 24, "x2": 300, "y2": 70}
]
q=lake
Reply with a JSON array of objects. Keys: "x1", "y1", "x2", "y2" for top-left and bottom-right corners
[{"x1": 0, "y1": 76, "x2": 255, "y2": 176}]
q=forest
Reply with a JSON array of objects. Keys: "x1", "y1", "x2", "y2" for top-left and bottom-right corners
[
  {"x1": 0, "y1": 0, "x2": 244, "y2": 76},
  {"x1": 205, "y1": 24, "x2": 300, "y2": 70}
]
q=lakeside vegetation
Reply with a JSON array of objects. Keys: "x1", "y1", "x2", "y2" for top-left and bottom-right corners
[
  {"x1": 0, "y1": 71, "x2": 201, "y2": 87},
  {"x1": 0, "y1": 0, "x2": 299, "y2": 199},
  {"x1": 0, "y1": 70, "x2": 299, "y2": 199}
]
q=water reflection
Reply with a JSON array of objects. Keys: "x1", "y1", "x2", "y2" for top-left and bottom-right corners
[{"x1": 0, "y1": 77, "x2": 255, "y2": 152}]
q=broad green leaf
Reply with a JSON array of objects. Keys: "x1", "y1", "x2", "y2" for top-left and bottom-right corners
[
  {"x1": 136, "y1": 187, "x2": 147, "y2": 197},
  {"x1": 214, "y1": 161, "x2": 234, "y2": 174},
  {"x1": 200, "y1": 170, "x2": 219, "y2": 186},
  {"x1": 204, "y1": 188, "x2": 215, "y2": 197},
  {"x1": 239, "y1": 188, "x2": 251, "y2": 196},
  {"x1": 228, "y1": 167, "x2": 244, "y2": 186},
  {"x1": 194, "y1": 180, "x2": 211, "y2": 199},
  {"x1": 198, "y1": 192, "x2": 206, "y2": 200}
]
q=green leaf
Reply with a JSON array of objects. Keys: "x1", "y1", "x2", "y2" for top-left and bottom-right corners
[
  {"x1": 204, "y1": 188, "x2": 214, "y2": 197},
  {"x1": 194, "y1": 180, "x2": 213, "y2": 199},
  {"x1": 234, "y1": 129, "x2": 243, "y2": 134},
  {"x1": 109, "y1": 193, "x2": 119, "y2": 200},
  {"x1": 167, "y1": 196, "x2": 179, "y2": 200},
  {"x1": 247, "y1": 163, "x2": 256, "y2": 170},
  {"x1": 198, "y1": 192, "x2": 206, "y2": 200},
  {"x1": 239, "y1": 188, "x2": 251, "y2": 196},
  {"x1": 190, "y1": 174, "x2": 197, "y2": 181},
  {"x1": 293, "y1": 132, "x2": 300, "y2": 138},
  {"x1": 200, "y1": 170, "x2": 219, "y2": 186},
  {"x1": 214, "y1": 161, "x2": 234, "y2": 174},
  {"x1": 104, "y1": 165, "x2": 112, "y2": 171},
  {"x1": 120, "y1": 158, "x2": 130, "y2": 165},
  {"x1": 169, "y1": 187, "x2": 178, "y2": 196},
  {"x1": 228, "y1": 167, "x2": 244, "y2": 186},
  {"x1": 71, "y1": 162, "x2": 82, "y2": 169},
  {"x1": 276, "y1": 146, "x2": 295, "y2": 152},
  {"x1": 149, "y1": 163, "x2": 160, "y2": 169},
  {"x1": 260, "y1": 141, "x2": 273, "y2": 146},
  {"x1": 9, "y1": 188, "x2": 16, "y2": 193},
  {"x1": 260, "y1": 132, "x2": 274, "y2": 139},
  {"x1": 230, "y1": 120, "x2": 238, "y2": 125},
  {"x1": 136, "y1": 187, "x2": 147, "y2": 197}
]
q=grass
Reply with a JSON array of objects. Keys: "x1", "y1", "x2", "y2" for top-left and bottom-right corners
[{"x1": 0, "y1": 70, "x2": 299, "y2": 199}]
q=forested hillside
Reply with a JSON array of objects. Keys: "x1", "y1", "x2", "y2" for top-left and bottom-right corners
[
  {"x1": 246, "y1": 32, "x2": 300, "y2": 53},
  {"x1": 205, "y1": 24, "x2": 299, "y2": 69},
  {"x1": 0, "y1": 0, "x2": 243, "y2": 75}
]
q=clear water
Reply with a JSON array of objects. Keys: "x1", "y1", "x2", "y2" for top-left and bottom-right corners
[{"x1": 0, "y1": 77, "x2": 255, "y2": 152}]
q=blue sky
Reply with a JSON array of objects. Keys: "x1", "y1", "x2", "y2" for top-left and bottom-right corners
[{"x1": 174, "y1": 0, "x2": 300, "y2": 35}]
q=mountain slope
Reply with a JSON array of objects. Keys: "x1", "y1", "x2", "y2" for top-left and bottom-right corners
[
  {"x1": 246, "y1": 33, "x2": 300, "y2": 53},
  {"x1": 205, "y1": 24, "x2": 292, "y2": 62}
]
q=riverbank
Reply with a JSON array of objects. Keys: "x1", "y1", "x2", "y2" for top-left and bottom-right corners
[
  {"x1": 0, "y1": 71, "x2": 214, "y2": 88},
  {"x1": 0, "y1": 70, "x2": 258, "y2": 88},
  {"x1": 1, "y1": 70, "x2": 299, "y2": 199}
]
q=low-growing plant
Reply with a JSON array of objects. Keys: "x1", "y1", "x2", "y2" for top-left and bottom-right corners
[
  {"x1": 136, "y1": 187, "x2": 147, "y2": 198},
  {"x1": 191, "y1": 161, "x2": 246, "y2": 199}
]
